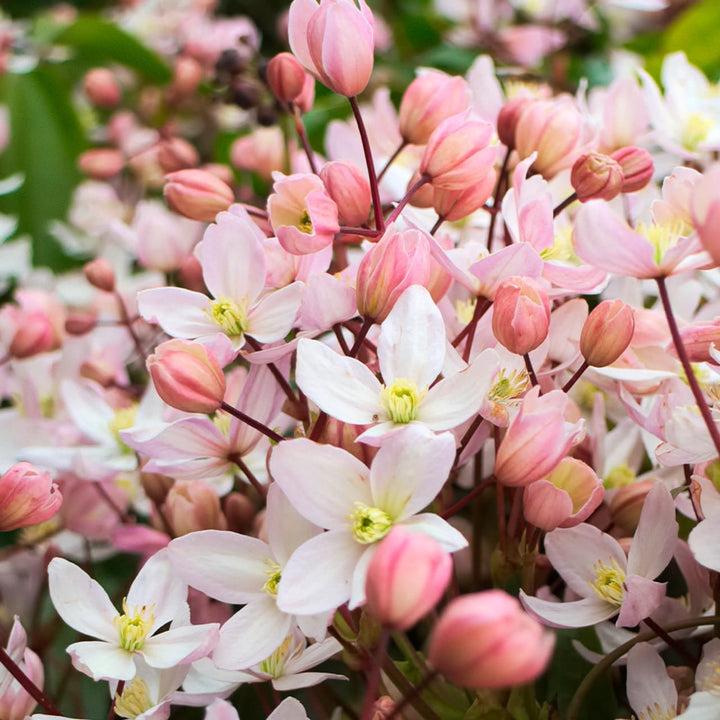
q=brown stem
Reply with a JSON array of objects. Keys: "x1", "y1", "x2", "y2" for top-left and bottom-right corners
[
  {"x1": 229, "y1": 453, "x2": 267, "y2": 497},
  {"x1": 430, "y1": 215, "x2": 444, "y2": 235},
  {"x1": 114, "y1": 291, "x2": 146, "y2": 366},
  {"x1": 377, "y1": 140, "x2": 407, "y2": 183},
  {"x1": 0, "y1": 646, "x2": 62, "y2": 715},
  {"x1": 562, "y1": 359, "x2": 589, "y2": 393},
  {"x1": 385, "y1": 174, "x2": 431, "y2": 226},
  {"x1": 642, "y1": 617, "x2": 698, "y2": 666},
  {"x1": 220, "y1": 401, "x2": 284, "y2": 444},
  {"x1": 292, "y1": 105, "x2": 318, "y2": 174},
  {"x1": 333, "y1": 324, "x2": 351, "y2": 356},
  {"x1": 487, "y1": 146, "x2": 511, "y2": 252},
  {"x1": 349, "y1": 316, "x2": 373, "y2": 358},
  {"x1": 441, "y1": 474, "x2": 496, "y2": 519},
  {"x1": 523, "y1": 353, "x2": 539, "y2": 388},
  {"x1": 349, "y1": 96, "x2": 384, "y2": 232},
  {"x1": 360, "y1": 627, "x2": 390, "y2": 720},
  {"x1": 383, "y1": 666, "x2": 441, "y2": 720},
  {"x1": 338, "y1": 226, "x2": 382, "y2": 238},
  {"x1": 553, "y1": 192, "x2": 578, "y2": 218}
]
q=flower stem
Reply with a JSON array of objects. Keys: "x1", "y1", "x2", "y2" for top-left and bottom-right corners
[
  {"x1": 441, "y1": 474, "x2": 496, "y2": 519},
  {"x1": 220, "y1": 401, "x2": 284, "y2": 444},
  {"x1": 562, "y1": 359, "x2": 589, "y2": 393},
  {"x1": 115, "y1": 291, "x2": 146, "y2": 367},
  {"x1": 0, "y1": 646, "x2": 62, "y2": 715},
  {"x1": 377, "y1": 140, "x2": 407, "y2": 183},
  {"x1": 349, "y1": 316, "x2": 373, "y2": 358},
  {"x1": 553, "y1": 192, "x2": 578, "y2": 218},
  {"x1": 656, "y1": 276, "x2": 720, "y2": 458},
  {"x1": 383, "y1": 666, "x2": 441, "y2": 720},
  {"x1": 451, "y1": 297, "x2": 491, "y2": 349},
  {"x1": 523, "y1": 353, "x2": 539, "y2": 387},
  {"x1": 385, "y1": 174, "x2": 430, "y2": 226},
  {"x1": 642, "y1": 617, "x2": 697, "y2": 666},
  {"x1": 487, "y1": 146, "x2": 511, "y2": 252},
  {"x1": 230, "y1": 453, "x2": 267, "y2": 498},
  {"x1": 360, "y1": 626, "x2": 390, "y2": 720},
  {"x1": 292, "y1": 105, "x2": 319, "y2": 174},
  {"x1": 349, "y1": 96, "x2": 384, "y2": 232}
]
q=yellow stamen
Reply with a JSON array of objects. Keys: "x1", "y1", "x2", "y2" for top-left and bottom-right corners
[
  {"x1": 207, "y1": 296, "x2": 248, "y2": 337},
  {"x1": 488, "y1": 368, "x2": 530, "y2": 406},
  {"x1": 348, "y1": 502, "x2": 393, "y2": 544},
  {"x1": 108, "y1": 406, "x2": 138, "y2": 455},
  {"x1": 262, "y1": 558, "x2": 283, "y2": 596},
  {"x1": 635, "y1": 219, "x2": 689, "y2": 267},
  {"x1": 589, "y1": 557, "x2": 626, "y2": 606},
  {"x1": 114, "y1": 678, "x2": 153, "y2": 719},
  {"x1": 114, "y1": 599, "x2": 155, "y2": 652},
  {"x1": 259, "y1": 635, "x2": 304, "y2": 677},
  {"x1": 379, "y1": 378, "x2": 426, "y2": 424},
  {"x1": 298, "y1": 209, "x2": 313, "y2": 234},
  {"x1": 681, "y1": 111, "x2": 714, "y2": 151}
]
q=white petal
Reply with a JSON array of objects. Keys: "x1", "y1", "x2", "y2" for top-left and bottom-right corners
[
  {"x1": 270, "y1": 439, "x2": 372, "y2": 529},
  {"x1": 247, "y1": 283, "x2": 303, "y2": 343},
  {"x1": 138, "y1": 287, "x2": 217, "y2": 339},
  {"x1": 688, "y1": 518, "x2": 720, "y2": 572},
  {"x1": 67, "y1": 641, "x2": 134, "y2": 681},
  {"x1": 295, "y1": 339, "x2": 382, "y2": 424},
  {"x1": 141, "y1": 623, "x2": 220, "y2": 668},
  {"x1": 349, "y1": 545, "x2": 376, "y2": 609},
  {"x1": 61, "y1": 380, "x2": 114, "y2": 444},
  {"x1": 626, "y1": 643, "x2": 678, "y2": 720},
  {"x1": 267, "y1": 697, "x2": 310, "y2": 720},
  {"x1": 273, "y1": 671, "x2": 346, "y2": 691},
  {"x1": 399, "y1": 513, "x2": 468, "y2": 552},
  {"x1": 377, "y1": 285, "x2": 445, "y2": 387},
  {"x1": 519, "y1": 593, "x2": 617, "y2": 628},
  {"x1": 266, "y1": 483, "x2": 322, "y2": 567}
]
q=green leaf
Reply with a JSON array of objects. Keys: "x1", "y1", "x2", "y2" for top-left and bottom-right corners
[
  {"x1": 662, "y1": 0, "x2": 720, "y2": 77},
  {"x1": 54, "y1": 16, "x2": 171, "y2": 83},
  {"x1": 0, "y1": 67, "x2": 87, "y2": 269}
]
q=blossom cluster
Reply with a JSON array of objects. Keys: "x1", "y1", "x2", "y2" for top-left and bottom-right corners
[{"x1": 2, "y1": 0, "x2": 720, "y2": 719}]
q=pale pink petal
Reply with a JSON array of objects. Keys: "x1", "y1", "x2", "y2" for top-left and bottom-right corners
[
  {"x1": 266, "y1": 483, "x2": 321, "y2": 567},
  {"x1": 626, "y1": 643, "x2": 677, "y2": 720},
  {"x1": 270, "y1": 439, "x2": 372, "y2": 529},
  {"x1": 138, "y1": 287, "x2": 217, "y2": 339},
  {"x1": 370, "y1": 425, "x2": 455, "y2": 520},
  {"x1": 286, "y1": 637, "x2": 343, "y2": 673},
  {"x1": 626, "y1": 481, "x2": 678, "y2": 579},
  {"x1": 273, "y1": 672, "x2": 346, "y2": 691},
  {"x1": 287, "y1": 0, "x2": 320, "y2": 75},
  {"x1": 468, "y1": 243, "x2": 544, "y2": 299},
  {"x1": 399, "y1": 513, "x2": 468, "y2": 552},
  {"x1": 246, "y1": 282, "x2": 303, "y2": 343},
  {"x1": 617, "y1": 576, "x2": 666, "y2": 627},
  {"x1": 126, "y1": 418, "x2": 228, "y2": 462},
  {"x1": 61, "y1": 381, "x2": 113, "y2": 444},
  {"x1": 377, "y1": 285, "x2": 445, "y2": 388},
  {"x1": 688, "y1": 518, "x2": 720, "y2": 572},
  {"x1": 545, "y1": 524, "x2": 627, "y2": 599},
  {"x1": 48, "y1": 558, "x2": 118, "y2": 642},
  {"x1": 349, "y1": 545, "x2": 376, "y2": 609},
  {"x1": 141, "y1": 623, "x2": 220, "y2": 668},
  {"x1": 167, "y1": 531, "x2": 269, "y2": 603},
  {"x1": 276, "y1": 530, "x2": 365, "y2": 615},
  {"x1": 213, "y1": 596, "x2": 292, "y2": 670},
  {"x1": 67, "y1": 641, "x2": 135, "y2": 681},
  {"x1": 295, "y1": 339, "x2": 382, "y2": 424},
  {"x1": 519, "y1": 593, "x2": 617, "y2": 628}
]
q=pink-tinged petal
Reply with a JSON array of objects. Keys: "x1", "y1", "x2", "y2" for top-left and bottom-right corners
[
  {"x1": 266, "y1": 483, "x2": 321, "y2": 567},
  {"x1": 356, "y1": 420, "x2": 407, "y2": 446},
  {"x1": 67, "y1": 641, "x2": 135, "y2": 681},
  {"x1": 266, "y1": 697, "x2": 311, "y2": 720},
  {"x1": 296, "y1": 613, "x2": 331, "y2": 642},
  {"x1": 688, "y1": 518, "x2": 720, "y2": 572},
  {"x1": 626, "y1": 643, "x2": 677, "y2": 720},
  {"x1": 399, "y1": 513, "x2": 468, "y2": 552},
  {"x1": 377, "y1": 285, "x2": 445, "y2": 388},
  {"x1": 276, "y1": 530, "x2": 365, "y2": 615},
  {"x1": 273, "y1": 672, "x2": 346, "y2": 691},
  {"x1": 61, "y1": 381, "x2": 113, "y2": 444},
  {"x1": 288, "y1": 636, "x2": 343, "y2": 673},
  {"x1": 675, "y1": 692, "x2": 720, "y2": 719},
  {"x1": 48, "y1": 558, "x2": 118, "y2": 642},
  {"x1": 573, "y1": 202, "x2": 658, "y2": 278},
  {"x1": 167, "y1": 531, "x2": 269, "y2": 603},
  {"x1": 417, "y1": 350, "x2": 498, "y2": 431},
  {"x1": 202, "y1": 699, "x2": 241, "y2": 720},
  {"x1": 138, "y1": 287, "x2": 217, "y2": 339},
  {"x1": 617, "y1": 576, "x2": 666, "y2": 627},
  {"x1": 626, "y1": 481, "x2": 678, "y2": 579},
  {"x1": 296, "y1": 339, "x2": 382, "y2": 424},
  {"x1": 270, "y1": 438, "x2": 372, "y2": 529},
  {"x1": 213, "y1": 597, "x2": 292, "y2": 670},
  {"x1": 544, "y1": 524, "x2": 627, "y2": 599},
  {"x1": 468, "y1": 243, "x2": 544, "y2": 299},
  {"x1": 141, "y1": 623, "x2": 220, "y2": 668},
  {"x1": 126, "y1": 418, "x2": 227, "y2": 461},
  {"x1": 519, "y1": 593, "x2": 617, "y2": 628},
  {"x1": 287, "y1": 0, "x2": 320, "y2": 75},
  {"x1": 200, "y1": 210, "x2": 266, "y2": 304},
  {"x1": 246, "y1": 282, "x2": 303, "y2": 343},
  {"x1": 349, "y1": 545, "x2": 376, "y2": 609},
  {"x1": 542, "y1": 262, "x2": 608, "y2": 295},
  {"x1": 370, "y1": 426, "x2": 455, "y2": 520}
]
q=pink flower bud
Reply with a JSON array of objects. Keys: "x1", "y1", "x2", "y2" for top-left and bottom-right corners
[
  {"x1": 65, "y1": 312, "x2": 97, "y2": 336},
  {"x1": 494, "y1": 387, "x2": 585, "y2": 487},
  {"x1": 611, "y1": 146, "x2": 654, "y2": 193},
  {"x1": 157, "y1": 138, "x2": 200, "y2": 173},
  {"x1": 84, "y1": 258, "x2": 116, "y2": 293},
  {"x1": 147, "y1": 339, "x2": 226, "y2": 414},
  {"x1": 163, "y1": 480, "x2": 226, "y2": 536},
  {"x1": 9, "y1": 314, "x2": 58, "y2": 359},
  {"x1": 496, "y1": 97, "x2": 532, "y2": 149},
  {"x1": 570, "y1": 152, "x2": 624, "y2": 202},
  {"x1": 398, "y1": 71, "x2": 471, "y2": 146},
  {"x1": 0, "y1": 462, "x2": 62, "y2": 531},
  {"x1": 171, "y1": 55, "x2": 203, "y2": 100},
  {"x1": 428, "y1": 590, "x2": 555, "y2": 688},
  {"x1": 356, "y1": 226, "x2": 433, "y2": 322},
  {"x1": 492, "y1": 276, "x2": 550, "y2": 355},
  {"x1": 77, "y1": 149, "x2": 125, "y2": 179},
  {"x1": 679, "y1": 320, "x2": 720, "y2": 362},
  {"x1": 224, "y1": 492, "x2": 257, "y2": 534},
  {"x1": 83, "y1": 67, "x2": 122, "y2": 108},
  {"x1": 320, "y1": 160, "x2": 371, "y2": 226},
  {"x1": 289, "y1": 0, "x2": 375, "y2": 97},
  {"x1": 365, "y1": 527, "x2": 452, "y2": 629},
  {"x1": 580, "y1": 299, "x2": 635, "y2": 367},
  {"x1": 407, "y1": 171, "x2": 434, "y2": 208},
  {"x1": 294, "y1": 72, "x2": 316, "y2": 114},
  {"x1": 433, "y1": 167, "x2": 496, "y2": 221},
  {"x1": 164, "y1": 169, "x2": 234, "y2": 222},
  {"x1": 419, "y1": 113, "x2": 497, "y2": 190},
  {"x1": 267, "y1": 52, "x2": 308, "y2": 103},
  {"x1": 230, "y1": 127, "x2": 285, "y2": 180},
  {"x1": 523, "y1": 457, "x2": 604, "y2": 531},
  {"x1": 0, "y1": 618, "x2": 45, "y2": 720}
]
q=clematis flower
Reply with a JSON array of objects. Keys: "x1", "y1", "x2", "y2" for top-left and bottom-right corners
[
  {"x1": 270, "y1": 424, "x2": 467, "y2": 615},
  {"x1": 0, "y1": 616, "x2": 44, "y2": 720},
  {"x1": 47, "y1": 550, "x2": 219, "y2": 681},
  {"x1": 138, "y1": 207, "x2": 303, "y2": 352},
  {"x1": 520, "y1": 481, "x2": 678, "y2": 628},
  {"x1": 296, "y1": 284, "x2": 499, "y2": 444},
  {"x1": 626, "y1": 643, "x2": 678, "y2": 720}
]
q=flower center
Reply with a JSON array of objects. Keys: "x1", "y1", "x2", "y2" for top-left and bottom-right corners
[
  {"x1": 543, "y1": 226, "x2": 577, "y2": 263},
  {"x1": 262, "y1": 558, "x2": 283, "y2": 596},
  {"x1": 348, "y1": 502, "x2": 393, "y2": 544},
  {"x1": 114, "y1": 678, "x2": 153, "y2": 719},
  {"x1": 682, "y1": 111, "x2": 714, "y2": 151},
  {"x1": 207, "y1": 296, "x2": 248, "y2": 336},
  {"x1": 114, "y1": 599, "x2": 155, "y2": 652},
  {"x1": 636, "y1": 220, "x2": 688, "y2": 267},
  {"x1": 455, "y1": 298, "x2": 476, "y2": 325},
  {"x1": 379, "y1": 378, "x2": 426, "y2": 424},
  {"x1": 589, "y1": 558, "x2": 626, "y2": 606},
  {"x1": 603, "y1": 464, "x2": 636, "y2": 489},
  {"x1": 488, "y1": 368, "x2": 530, "y2": 405},
  {"x1": 108, "y1": 406, "x2": 138, "y2": 454},
  {"x1": 259, "y1": 635, "x2": 304, "y2": 677},
  {"x1": 298, "y1": 209, "x2": 314, "y2": 234}
]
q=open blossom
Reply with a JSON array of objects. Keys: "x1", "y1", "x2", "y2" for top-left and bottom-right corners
[
  {"x1": 138, "y1": 207, "x2": 303, "y2": 352},
  {"x1": 47, "y1": 551, "x2": 219, "y2": 681},
  {"x1": 0, "y1": 617, "x2": 44, "y2": 720}
]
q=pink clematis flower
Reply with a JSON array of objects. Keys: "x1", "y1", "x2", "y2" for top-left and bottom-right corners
[
  {"x1": 138, "y1": 207, "x2": 303, "y2": 352},
  {"x1": 0, "y1": 616, "x2": 44, "y2": 720},
  {"x1": 520, "y1": 481, "x2": 678, "y2": 628}
]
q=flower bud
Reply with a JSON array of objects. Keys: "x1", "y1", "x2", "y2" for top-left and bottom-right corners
[
  {"x1": 678, "y1": 321, "x2": 720, "y2": 362},
  {"x1": 140, "y1": 472, "x2": 174, "y2": 505},
  {"x1": 0, "y1": 462, "x2": 62, "y2": 531},
  {"x1": 609, "y1": 480, "x2": 653, "y2": 534},
  {"x1": 83, "y1": 67, "x2": 122, "y2": 108},
  {"x1": 419, "y1": 114, "x2": 497, "y2": 190},
  {"x1": 84, "y1": 258, "x2": 116, "y2": 293},
  {"x1": 266, "y1": 52, "x2": 308, "y2": 104},
  {"x1": 433, "y1": 167, "x2": 496, "y2": 221},
  {"x1": 65, "y1": 312, "x2": 98, "y2": 336},
  {"x1": 0, "y1": 618, "x2": 45, "y2": 720},
  {"x1": 428, "y1": 590, "x2": 555, "y2": 688},
  {"x1": 492, "y1": 276, "x2": 550, "y2": 355},
  {"x1": 163, "y1": 480, "x2": 226, "y2": 536},
  {"x1": 407, "y1": 171, "x2": 434, "y2": 208},
  {"x1": 230, "y1": 127, "x2": 285, "y2": 181},
  {"x1": 320, "y1": 160, "x2": 371, "y2": 226},
  {"x1": 224, "y1": 492, "x2": 257, "y2": 534},
  {"x1": 171, "y1": 55, "x2": 203, "y2": 100},
  {"x1": 356, "y1": 226, "x2": 432, "y2": 322},
  {"x1": 9, "y1": 315, "x2": 58, "y2": 358},
  {"x1": 164, "y1": 168, "x2": 234, "y2": 222},
  {"x1": 611, "y1": 146, "x2": 654, "y2": 193},
  {"x1": 580, "y1": 299, "x2": 635, "y2": 367},
  {"x1": 365, "y1": 527, "x2": 452, "y2": 630},
  {"x1": 147, "y1": 339, "x2": 226, "y2": 414},
  {"x1": 294, "y1": 72, "x2": 316, "y2": 114},
  {"x1": 157, "y1": 138, "x2": 200, "y2": 173},
  {"x1": 570, "y1": 152, "x2": 624, "y2": 202},
  {"x1": 398, "y1": 71, "x2": 471, "y2": 146},
  {"x1": 77, "y1": 149, "x2": 125, "y2": 179},
  {"x1": 496, "y1": 97, "x2": 532, "y2": 149}
]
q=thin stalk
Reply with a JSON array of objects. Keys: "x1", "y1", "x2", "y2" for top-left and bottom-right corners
[
  {"x1": 109, "y1": 680, "x2": 125, "y2": 720},
  {"x1": 553, "y1": 192, "x2": 578, "y2": 218},
  {"x1": 292, "y1": 105, "x2": 319, "y2": 174},
  {"x1": 656, "y1": 276, "x2": 720, "y2": 458},
  {"x1": 333, "y1": 324, "x2": 351, "y2": 356},
  {"x1": 377, "y1": 140, "x2": 407, "y2": 183},
  {"x1": 360, "y1": 627, "x2": 390, "y2": 720},
  {"x1": 562, "y1": 359, "x2": 589, "y2": 393},
  {"x1": 338, "y1": 226, "x2": 382, "y2": 238},
  {"x1": 454, "y1": 414, "x2": 485, "y2": 465},
  {"x1": 94, "y1": 482, "x2": 133, "y2": 524},
  {"x1": 220, "y1": 401, "x2": 284, "y2": 444},
  {"x1": 487, "y1": 146, "x2": 511, "y2": 252},
  {"x1": 451, "y1": 297, "x2": 491, "y2": 349},
  {"x1": 383, "y1": 667, "x2": 441, "y2": 720},
  {"x1": 642, "y1": 617, "x2": 697, "y2": 666},
  {"x1": 245, "y1": 336, "x2": 303, "y2": 418},
  {"x1": 115, "y1": 291, "x2": 146, "y2": 366},
  {"x1": 0, "y1": 646, "x2": 62, "y2": 715},
  {"x1": 430, "y1": 215, "x2": 444, "y2": 235},
  {"x1": 523, "y1": 353, "x2": 539, "y2": 388},
  {"x1": 349, "y1": 316, "x2": 373, "y2": 358},
  {"x1": 230, "y1": 453, "x2": 267, "y2": 498},
  {"x1": 385, "y1": 174, "x2": 430, "y2": 226},
  {"x1": 441, "y1": 475, "x2": 496, "y2": 519},
  {"x1": 349, "y1": 96, "x2": 384, "y2": 232}
]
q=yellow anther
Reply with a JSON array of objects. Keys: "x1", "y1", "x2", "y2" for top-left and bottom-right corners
[
  {"x1": 114, "y1": 678, "x2": 153, "y2": 719},
  {"x1": 589, "y1": 557, "x2": 626, "y2": 606},
  {"x1": 635, "y1": 219, "x2": 688, "y2": 267},
  {"x1": 207, "y1": 296, "x2": 248, "y2": 337},
  {"x1": 262, "y1": 558, "x2": 283, "y2": 596},
  {"x1": 379, "y1": 378, "x2": 426, "y2": 424},
  {"x1": 348, "y1": 502, "x2": 393, "y2": 544},
  {"x1": 114, "y1": 599, "x2": 155, "y2": 652},
  {"x1": 682, "y1": 111, "x2": 714, "y2": 151},
  {"x1": 488, "y1": 368, "x2": 530, "y2": 405},
  {"x1": 298, "y1": 209, "x2": 313, "y2": 234}
]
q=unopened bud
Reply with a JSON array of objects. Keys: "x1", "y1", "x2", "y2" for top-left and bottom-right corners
[
  {"x1": 171, "y1": 55, "x2": 203, "y2": 100},
  {"x1": 580, "y1": 299, "x2": 635, "y2": 367},
  {"x1": 141, "y1": 472, "x2": 175, "y2": 505},
  {"x1": 157, "y1": 138, "x2": 200, "y2": 173},
  {"x1": 320, "y1": 160, "x2": 372, "y2": 226},
  {"x1": 571, "y1": 152, "x2": 623, "y2": 202},
  {"x1": 433, "y1": 168, "x2": 496, "y2": 221},
  {"x1": 492, "y1": 276, "x2": 550, "y2": 356},
  {"x1": 83, "y1": 68, "x2": 122, "y2": 109},
  {"x1": 164, "y1": 168, "x2": 234, "y2": 222},
  {"x1": 224, "y1": 492, "x2": 256, "y2": 534},
  {"x1": 10, "y1": 315, "x2": 57, "y2": 359},
  {"x1": 65, "y1": 312, "x2": 97, "y2": 335},
  {"x1": 77, "y1": 149, "x2": 125, "y2": 179},
  {"x1": 266, "y1": 52, "x2": 307, "y2": 104},
  {"x1": 163, "y1": 480, "x2": 226, "y2": 536},
  {"x1": 84, "y1": 258, "x2": 116, "y2": 293},
  {"x1": 611, "y1": 146, "x2": 654, "y2": 193},
  {"x1": 407, "y1": 171, "x2": 434, "y2": 208},
  {"x1": 496, "y1": 97, "x2": 532, "y2": 149}
]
